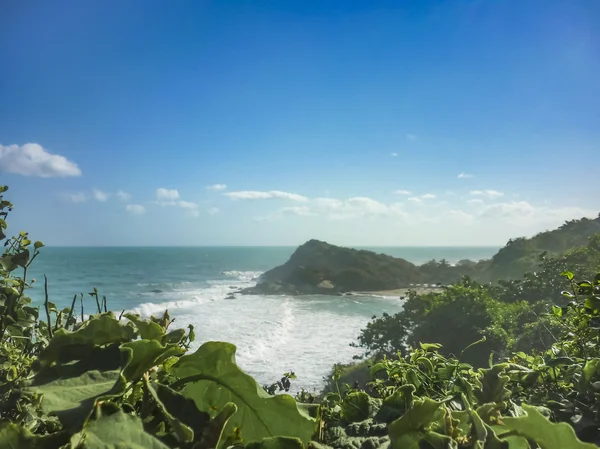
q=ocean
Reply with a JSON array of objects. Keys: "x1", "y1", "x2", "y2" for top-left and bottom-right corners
[{"x1": 25, "y1": 246, "x2": 498, "y2": 393}]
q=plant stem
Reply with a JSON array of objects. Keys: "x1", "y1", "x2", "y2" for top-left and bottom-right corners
[
  {"x1": 44, "y1": 275, "x2": 53, "y2": 338},
  {"x1": 66, "y1": 294, "x2": 77, "y2": 329}
]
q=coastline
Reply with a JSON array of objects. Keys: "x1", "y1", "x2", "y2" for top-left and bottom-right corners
[{"x1": 350, "y1": 286, "x2": 444, "y2": 297}]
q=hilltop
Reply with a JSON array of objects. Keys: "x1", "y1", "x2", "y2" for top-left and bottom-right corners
[{"x1": 241, "y1": 213, "x2": 600, "y2": 295}]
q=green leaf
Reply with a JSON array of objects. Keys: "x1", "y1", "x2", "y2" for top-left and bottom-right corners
[
  {"x1": 419, "y1": 343, "x2": 442, "y2": 351},
  {"x1": 0, "y1": 255, "x2": 18, "y2": 272},
  {"x1": 584, "y1": 297, "x2": 600, "y2": 312},
  {"x1": 246, "y1": 437, "x2": 305, "y2": 449},
  {"x1": 120, "y1": 339, "x2": 185, "y2": 382},
  {"x1": 37, "y1": 313, "x2": 136, "y2": 367},
  {"x1": 388, "y1": 398, "x2": 450, "y2": 449},
  {"x1": 341, "y1": 391, "x2": 374, "y2": 422},
  {"x1": 578, "y1": 281, "x2": 594, "y2": 295},
  {"x1": 12, "y1": 249, "x2": 29, "y2": 267},
  {"x1": 552, "y1": 305, "x2": 564, "y2": 317},
  {"x1": 0, "y1": 218, "x2": 7, "y2": 229},
  {"x1": 26, "y1": 370, "x2": 125, "y2": 431},
  {"x1": 124, "y1": 313, "x2": 165, "y2": 341},
  {"x1": 375, "y1": 384, "x2": 415, "y2": 423},
  {"x1": 475, "y1": 364, "x2": 510, "y2": 404},
  {"x1": 151, "y1": 382, "x2": 211, "y2": 436},
  {"x1": 146, "y1": 381, "x2": 194, "y2": 443},
  {"x1": 497, "y1": 404, "x2": 597, "y2": 449},
  {"x1": 171, "y1": 341, "x2": 316, "y2": 448},
  {"x1": 0, "y1": 423, "x2": 70, "y2": 448},
  {"x1": 72, "y1": 411, "x2": 170, "y2": 449},
  {"x1": 546, "y1": 357, "x2": 575, "y2": 367},
  {"x1": 34, "y1": 240, "x2": 44, "y2": 249},
  {"x1": 162, "y1": 328, "x2": 186, "y2": 345},
  {"x1": 582, "y1": 358, "x2": 600, "y2": 383},
  {"x1": 561, "y1": 271, "x2": 575, "y2": 280}
]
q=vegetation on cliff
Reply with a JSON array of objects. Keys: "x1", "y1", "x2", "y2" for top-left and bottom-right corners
[
  {"x1": 1, "y1": 184, "x2": 599, "y2": 448},
  {"x1": 243, "y1": 215, "x2": 600, "y2": 295}
]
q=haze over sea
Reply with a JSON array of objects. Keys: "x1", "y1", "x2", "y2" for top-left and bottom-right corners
[{"x1": 27, "y1": 246, "x2": 497, "y2": 392}]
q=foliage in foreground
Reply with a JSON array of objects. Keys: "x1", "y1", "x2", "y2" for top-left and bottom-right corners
[{"x1": 1, "y1": 183, "x2": 598, "y2": 448}]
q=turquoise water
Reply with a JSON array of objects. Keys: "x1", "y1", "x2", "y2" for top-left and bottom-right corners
[{"x1": 25, "y1": 246, "x2": 498, "y2": 392}]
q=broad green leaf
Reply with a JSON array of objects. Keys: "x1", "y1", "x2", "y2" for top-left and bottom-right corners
[
  {"x1": 485, "y1": 423, "x2": 529, "y2": 449},
  {"x1": 475, "y1": 364, "x2": 510, "y2": 404},
  {"x1": 146, "y1": 381, "x2": 194, "y2": 443},
  {"x1": 26, "y1": 370, "x2": 125, "y2": 431},
  {"x1": 120, "y1": 339, "x2": 184, "y2": 382},
  {"x1": 162, "y1": 327, "x2": 186, "y2": 345},
  {"x1": 199, "y1": 402, "x2": 238, "y2": 449},
  {"x1": 388, "y1": 397, "x2": 446, "y2": 449},
  {"x1": 375, "y1": 385, "x2": 415, "y2": 423},
  {"x1": 124, "y1": 313, "x2": 165, "y2": 341},
  {"x1": 171, "y1": 341, "x2": 316, "y2": 447},
  {"x1": 150, "y1": 382, "x2": 211, "y2": 438},
  {"x1": 72, "y1": 411, "x2": 170, "y2": 449},
  {"x1": 12, "y1": 249, "x2": 29, "y2": 267},
  {"x1": 37, "y1": 313, "x2": 136, "y2": 367},
  {"x1": 34, "y1": 240, "x2": 44, "y2": 249},
  {"x1": 0, "y1": 255, "x2": 18, "y2": 272},
  {"x1": 497, "y1": 404, "x2": 597, "y2": 449},
  {"x1": 0, "y1": 423, "x2": 70, "y2": 448},
  {"x1": 341, "y1": 391, "x2": 373, "y2": 422},
  {"x1": 584, "y1": 297, "x2": 600, "y2": 312},
  {"x1": 246, "y1": 437, "x2": 305, "y2": 449}
]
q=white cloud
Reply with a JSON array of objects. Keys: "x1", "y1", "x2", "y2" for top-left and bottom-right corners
[
  {"x1": 470, "y1": 190, "x2": 504, "y2": 199},
  {"x1": 206, "y1": 184, "x2": 227, "y2": 191},
  {"x1": 478, "y1": 201, "x2": 597, "y2": 228},
  {"x1": 406, "y1": 133, "x2": 417, "y2": 141},
  {"x1": 67, "y1": 192, "x2": 87, "y2": 203},
  {"x1": 156, "y1": 188, "x2": 180, "y2": 201},
  {"x1": 116, "y1": 190, "x2": 131, "y2": 202},
  {"x1": 468, "y1": 199, "x2": 484, "y2": 204},
  {"x1": 126, "y1": 204, "x2": 147, "y2": 215},
  {"x1": 408, "y1": 193, "x2": 436, "y2": 203},
  {"x1": 390, "y1": 153, "x2": 398, "y2": 157},
  {"x1": 447, "y1": 210, "x2": 475, "y2": 224},
  {"x1": 458, "y1": 172, "x2": 474, "y2": 179},
  {"x1": 312, "y1": 196, "x2": 404, "y2": 220},
  {"x1": 92, "y1": 188, "x2": 109, "y2": 202},
  {"x1": 255, "y1": 206, "x2": 315, "y2": 222},
  {"x1": 176, "y1": 200, "x2": 198, "y2": 210},
  {"x1": 224, "y1": 190, "x2": 308, "y2": 202},
  {"x1": 0, "y1": 143, "x2": 81, "y2": 177},
  {"x1": 207, "y1": 207, "x2": 220, "y2": 215},
  {"x1": 394, "y1": 190, "x2": 411, "y2": 195}
]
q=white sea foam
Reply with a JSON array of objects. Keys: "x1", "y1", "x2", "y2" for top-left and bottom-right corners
[{"x1": 125, "y1": 270, "x2": 403, "y2": 393}]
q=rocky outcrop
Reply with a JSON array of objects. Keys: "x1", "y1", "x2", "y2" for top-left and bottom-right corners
[{"x1": 240, "y1": 239, "x2": 424, "y2": 295}]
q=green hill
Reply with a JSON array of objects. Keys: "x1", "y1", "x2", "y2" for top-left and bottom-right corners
[{"x1": 242, "y1": 213, "x2": 600, "y2": 295}]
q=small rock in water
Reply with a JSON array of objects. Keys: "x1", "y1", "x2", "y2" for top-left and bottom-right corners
[{"x1": 150, "y1": 289, "x2": 163, "y2": 293}]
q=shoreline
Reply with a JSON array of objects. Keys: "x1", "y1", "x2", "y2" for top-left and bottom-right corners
[{"x1": 350, "y1": 286, "x2": 444, "y2": 297}]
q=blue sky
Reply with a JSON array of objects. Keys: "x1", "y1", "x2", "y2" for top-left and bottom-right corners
[{"x1": 0, "y1": 0, "x2": 598, "y2": 246}]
